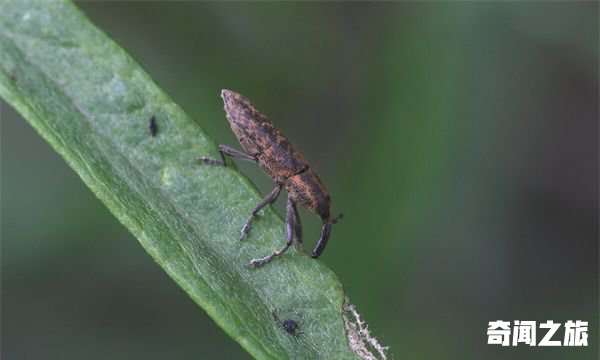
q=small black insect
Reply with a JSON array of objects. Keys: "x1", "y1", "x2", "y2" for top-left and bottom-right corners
[
  {"x1": 273, "y1": 309, "x2": 303, "y2": 336},
  {"x1": 282, "y1": 319, "x2": 300, "y2": 335},
  {"x1": 149, "y1": 115, "x2": 158, "y2": 137}
]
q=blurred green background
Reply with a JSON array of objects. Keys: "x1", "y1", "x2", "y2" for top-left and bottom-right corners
[{"x1": 2, "y1": 2, "x2": 597, "y2": 359}]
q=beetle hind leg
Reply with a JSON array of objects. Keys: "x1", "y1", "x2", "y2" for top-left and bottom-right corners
[
  {"x1": 246, "y1": 196, "x2": 295, "y2": 267},
  {"x1": 196, "y1": 144, "x2": 256, "y2": 166}
]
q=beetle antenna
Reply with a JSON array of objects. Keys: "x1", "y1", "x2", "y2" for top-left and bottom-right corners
[{"x1": 332, "y1": 213, "x2": 344, "y2": 224}]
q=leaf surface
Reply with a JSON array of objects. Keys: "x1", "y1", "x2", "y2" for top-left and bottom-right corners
[{"x1": 0, "y1": 1, "x2": 357, "y2": 358}]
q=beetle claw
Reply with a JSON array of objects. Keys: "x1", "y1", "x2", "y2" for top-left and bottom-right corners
[
  {"x1": 245, "y1": 242, "x2": 291, "y2": 268},
  {"x1": 196, "y1": 157, "x2": 224, "y2": 166},
  {"x1": 246, "y1": 255, "x2": 273, "y2": 268},
  {"x1": 245, "y1": 258, "x2": 268, "y2": 268},
  {"x1": 240, "y1": 221, "x2": 252, "y2": 240}
]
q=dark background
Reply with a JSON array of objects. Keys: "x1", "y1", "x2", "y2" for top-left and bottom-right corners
[{"x1": 2, "y1": 2, "x2": 598, "y2": 359}]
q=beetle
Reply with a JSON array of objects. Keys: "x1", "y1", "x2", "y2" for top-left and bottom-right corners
[{"x1": 197, "y1": 89, "x2": 341, "y2": 267}]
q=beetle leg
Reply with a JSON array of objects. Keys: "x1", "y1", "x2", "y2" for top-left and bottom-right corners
[
  {"x1": 246, "y1": 196, "x2": 294, "y2": 267},
  {"x1": 240, "y1": 183, "x2": 282, "y2": 240},
  {"x1": 196, "y1": 144, "x2": 256, "y2": 165},
  {"x1": 291, "y1": 203, "x2": 304, "y2": 251}
]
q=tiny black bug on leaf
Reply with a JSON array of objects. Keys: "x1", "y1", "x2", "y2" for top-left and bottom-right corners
[
  {"x1": 197, "y1": 90, "x2": 342, "y2": 267},
  {"x1": 272, "y1": 309, "x2": 303, "y2": 336},
  {"x1": 149, "y1": 115, "x2": 158, "y2": 137},
  {"x1": 282, "y1": 319, "x2": 300, "y2": 335}
]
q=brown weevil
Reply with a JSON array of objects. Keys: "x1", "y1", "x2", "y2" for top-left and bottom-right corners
[{"x1": 197, "y1": 89, "x2": 342, "y2": 267}]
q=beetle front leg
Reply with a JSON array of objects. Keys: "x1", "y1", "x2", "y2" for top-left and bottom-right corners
[
  {"x1": 291, "y1": 203, "x2": 304, "y2": 251},
  {"x1": 247, "y1": 196, "x2": 295, "y2": 267},
  {"x1": 196, "y1": 144, "x2": 256, "y2": 165},
  {"x1": 240, "y1": 183, "x2": 282, "y2": 240}
]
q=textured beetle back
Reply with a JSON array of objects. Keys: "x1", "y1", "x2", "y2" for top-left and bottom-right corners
[
  {"x1": 285, "y1": 169, "x2": 331, "y2": 221},
  {"x1": 221, "y1": 89, "x2": 308, "y2": 182}
]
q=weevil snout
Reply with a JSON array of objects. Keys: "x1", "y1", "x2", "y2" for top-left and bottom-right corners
[
  {"x1": 312, "y1": 213, "x2": 343, "y2": 258},
  {"x1": 311, "y1": 221, "x2": 331, "y2": 258}
]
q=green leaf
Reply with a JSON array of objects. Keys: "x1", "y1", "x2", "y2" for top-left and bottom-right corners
[{"x1": 0, "y1": 1, "x2": 365, "y2": 359}]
